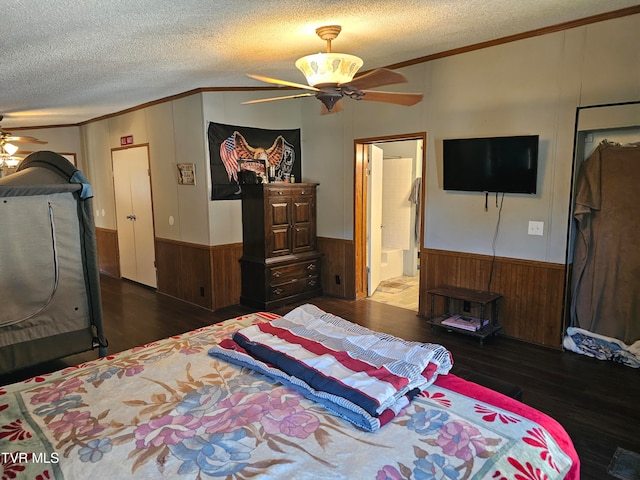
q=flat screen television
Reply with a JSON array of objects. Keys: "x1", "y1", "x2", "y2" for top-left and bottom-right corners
[{"x1": 443, "y1": 135, "x2": 539, "y2": 194}]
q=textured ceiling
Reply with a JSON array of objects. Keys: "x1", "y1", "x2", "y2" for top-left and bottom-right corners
[{"x1": 1, "y1": 0, "x2": 638, "y2": 128}]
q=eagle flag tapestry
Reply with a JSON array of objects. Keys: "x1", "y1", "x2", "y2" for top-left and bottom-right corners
[{"x1": 208, "y1": 122, "x2": 301, "y2": 200}]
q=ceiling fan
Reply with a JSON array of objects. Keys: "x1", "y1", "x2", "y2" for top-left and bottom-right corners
[
  {"x1": 243, "y1": 25, "x2": 423, "y2": 114},
  {"x1": 0, "y1": 115, "x2": 48, "y2": 162}
]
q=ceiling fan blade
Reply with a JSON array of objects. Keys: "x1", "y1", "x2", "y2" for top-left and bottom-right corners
[
  {"x1": 6, "y1": 135, "x2": 48, "y2": 144},
  {"x1": 359, "y1": 90, "x2": 423, "y2": 106},
  {"x1": 242, "y1": 93, "x2": 316, "y2": 105},
  {"x1": 320, "y1": 99, "x2": 344, "y2": 115},
  {"x1": 341, "y1": 68, "x2": 407, "y2": 90},
  {"x1": 246, "y1": 74, "x2": 319, "y2": 92}
]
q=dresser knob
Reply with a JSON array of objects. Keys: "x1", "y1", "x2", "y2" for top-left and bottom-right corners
[
  {"x1": 273, "y1": 271, "x2": 281, "y2": 277},
  {"x1": 309, "y1": 280, "x2": 316, "y2": 286},
  {"x1": 306, "y1": 264, "x2": 316, "y2": 271},
  {"x1": 274, "y1": 288, "x2": 283, "y2": 295}
]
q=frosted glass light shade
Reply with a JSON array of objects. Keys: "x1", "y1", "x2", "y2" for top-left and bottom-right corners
[
  {"x1": 295, "y1": 53, "x2": 363, "y2": 86},
  {"x1": 3, "y1": 142, "x2": 18, "y2": 155}
]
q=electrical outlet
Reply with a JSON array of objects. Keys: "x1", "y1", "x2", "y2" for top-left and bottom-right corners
[{"x1": 528, "y1": 221, "x2": 544, "y2": 236}]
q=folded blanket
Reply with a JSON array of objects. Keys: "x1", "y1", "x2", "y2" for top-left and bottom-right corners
[
  {"x1": 209, "y1": 304, "x2": 453, "y2": 431},
  {"x1": 563, "y1": 326, "x2": 640, "y2": 368}
]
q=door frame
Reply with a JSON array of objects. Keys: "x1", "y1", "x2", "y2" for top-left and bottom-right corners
[
  {"x1": 366, "y1": 144, "x2": 384, "y2": 296},
  {"x1": 353, "y1": 132, "x2": 427, "y2": 300}
]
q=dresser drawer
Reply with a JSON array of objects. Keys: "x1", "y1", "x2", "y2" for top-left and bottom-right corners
[
  {"x1": 270, "y1": 276, "x2": 319, "y2": 299},
  {"x1": 269, "y1": 259, "x2": 319, "y2": 285},
  {"x1": 268, "y1": 186, "x2": 313, "y2": 198}
]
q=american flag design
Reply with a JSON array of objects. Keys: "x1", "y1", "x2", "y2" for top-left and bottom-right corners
[
  {"x1": 220, "y1": 135, "x2": 239, "y2": 182},
  {"x1": 208, "y1": 123, "x2": 301, "y2": 200}
]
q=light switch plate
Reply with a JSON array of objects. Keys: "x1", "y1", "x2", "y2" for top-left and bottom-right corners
[{"x1": 528, "y1": 221, "x2": 544, "y2": 236}]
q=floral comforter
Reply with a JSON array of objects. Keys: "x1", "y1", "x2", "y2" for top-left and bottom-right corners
[{"x1": 0, "y1": 312, "x2": 579, "y2": 479}]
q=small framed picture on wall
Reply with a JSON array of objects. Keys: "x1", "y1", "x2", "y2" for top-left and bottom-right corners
[{"x1": 177, "y1": 163, "x2": 196, "y2": 185}]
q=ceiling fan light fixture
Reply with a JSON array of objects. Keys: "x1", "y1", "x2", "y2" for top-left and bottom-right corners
[
  {"x1": 3, "y1": 156, "x2": 20, "y2": 168},
  {"x1": 295, "y1": 53, "x2": 363, "y2": 87},
  {"x1": 245, "y1": 26, "x2": 421, "y2": 113},
  {"x1": 2, "y1": 142, "x2": 19, "y2": 156}
]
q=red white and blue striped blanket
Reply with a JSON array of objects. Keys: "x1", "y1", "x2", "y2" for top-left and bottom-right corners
[{"x1": 208, "y1": 304, "x2": 453, "y2": 431}]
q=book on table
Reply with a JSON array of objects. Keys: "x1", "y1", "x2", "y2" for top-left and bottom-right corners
[{"x1": 441, "y1": 314, "x2": 489, "y2": 331}]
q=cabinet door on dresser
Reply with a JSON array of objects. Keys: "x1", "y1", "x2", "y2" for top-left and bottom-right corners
[
  {"x1": 291, "y1": 191, "x2": 315, "y2": 253},
  {"x1": 266, "y1": 186, "x2": 316, "y2": 256},
  {"x1": 268, "y1": 196, "x2": 292, "y2": 257}
]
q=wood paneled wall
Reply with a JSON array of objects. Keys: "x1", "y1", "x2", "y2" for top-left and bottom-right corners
[
  {"x1": 97, "y1": 231, "x2": 566, "y2": 345},
  {"x1": 420, "y1": 248, "x2": 566, "y2": 347},
  {"x1": 154, "y1": 239, "x2": 242, "y2": 311},
  {"x1": 95, "y1": 232, "x2": 242, "y2": 311},
  {"x1": 95, "y1": 227, "x2": 119, "y2": 278},
  {"x1": 210, "y1": 243, "x2": 243, "y2": 310},
  {"x1": 317, "y1": 237, "x2": 356, "y2": 300},
  {"x1": 155, "y1": 238, "x2": 213, "y2": 309}
]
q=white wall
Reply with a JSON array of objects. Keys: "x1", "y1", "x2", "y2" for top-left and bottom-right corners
[
  {"x1": 80, "y1": 95, "x2": 212, "y2": 246},
  {"x1": 11, "y1": 126, "x2": 83, "y2": 167},
  {"x1": 23, "y1": 13, "x2": 640, "y2": 262},
  {"x1": 202, "y1": 90, "x2": 303, "y2": 245},
  {"x1": 299, "y1": 99, "x2": 353, "y2": 239},
  {"x1": 420, "y1": 33, "x2": 573, "y2": 263},
  {"x1": 82, "y1": 120, "x2": 115, "y2": 229},
  {"x1": 302, "y1": 13, "x2": 639, "y2": 264}
]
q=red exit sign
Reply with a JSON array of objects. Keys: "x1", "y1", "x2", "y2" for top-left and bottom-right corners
[{"x1": 120, "y1": 135, "x2": 134, "y2": 146}]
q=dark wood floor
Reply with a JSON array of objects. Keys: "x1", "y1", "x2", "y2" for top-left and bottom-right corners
[{"x1": 2, "y1": 275, "x2": 638, "y2": 480}]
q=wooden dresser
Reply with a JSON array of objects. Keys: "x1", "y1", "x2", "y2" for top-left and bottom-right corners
[{"x1": 240, "y1": 183, "x2": 322, "y2": 309}]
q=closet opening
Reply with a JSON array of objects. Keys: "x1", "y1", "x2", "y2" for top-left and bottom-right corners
[{"x1": 563, "y1": 101, "x2": 640, "y2": 365}]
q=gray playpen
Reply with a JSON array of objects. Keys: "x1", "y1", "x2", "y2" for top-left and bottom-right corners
[{"x1": 0, "y1": 151, "x2": 107, "y2": 374}]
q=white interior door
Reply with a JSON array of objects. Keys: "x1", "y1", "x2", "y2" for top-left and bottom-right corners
[
  {"x1": 112, "y1": 147, "x2": 157, "y2": 288},
  {"x1": 367, "y1": 145, "x2": 383, "y2": 296},
  {"x1": 381, "y1": 157, "x2": 413, "y2": 251}
]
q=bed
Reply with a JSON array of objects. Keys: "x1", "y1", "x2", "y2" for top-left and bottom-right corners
[{"x1": 0, "y1": 305, "x2": 579, "y2": 479}]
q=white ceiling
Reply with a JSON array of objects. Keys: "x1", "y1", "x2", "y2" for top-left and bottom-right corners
[{"x1": 1, "y1": 0, "x2": 637, "y2": 129}]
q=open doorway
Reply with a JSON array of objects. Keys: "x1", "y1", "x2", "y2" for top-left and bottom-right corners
[{"x1": 354, "y1": 133, "x2": 426, "y2": 311}]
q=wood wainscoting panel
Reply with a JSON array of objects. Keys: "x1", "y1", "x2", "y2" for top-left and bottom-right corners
[
  {"x1": 155, "y1": 239, "x2": 182, "y2": 300},
  {"x1": 317, "y1": 237, "x2": 356, "y2": 300},
  {"x1": 210, "y1": 243, "x2": 243, "y2": 310},
  {"x1": 420, "y1": 248, "x2": 566, "y2": 347},
  {"x1": 155, "y1": 238, "x2": 212, "y2": 310},
  {"x1": 95, "y1": 227, "x2": 120, "y2": 278}
]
